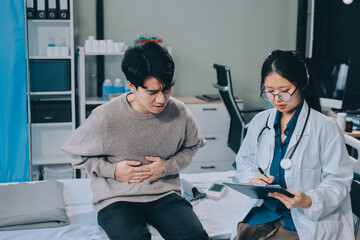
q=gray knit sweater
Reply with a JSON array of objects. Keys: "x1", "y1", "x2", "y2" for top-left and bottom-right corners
[{"x1": 62, "y1": 93, "x2": 206, "y2": 212}]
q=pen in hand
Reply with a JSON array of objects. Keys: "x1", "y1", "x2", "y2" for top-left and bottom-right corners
[
  {"x1": 258, "y1": 167, "x2": 267, "y2": 176},
  {"x1": 258, "y1": 167, "x2": 271, "y2": 185}
]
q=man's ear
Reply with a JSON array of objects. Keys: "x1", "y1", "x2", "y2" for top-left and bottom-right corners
[{"x1": 127, "y1": 81, "x2": 136, "y2": 93}]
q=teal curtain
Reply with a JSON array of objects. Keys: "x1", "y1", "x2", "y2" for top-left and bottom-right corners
[{"x1": 0, "y1": 0, "x2": 30, "y2": 182}]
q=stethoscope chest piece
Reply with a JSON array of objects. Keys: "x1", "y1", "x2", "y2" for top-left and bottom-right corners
[{"x1": 280, "y1": 158, "x2": 292, "y2": 170}]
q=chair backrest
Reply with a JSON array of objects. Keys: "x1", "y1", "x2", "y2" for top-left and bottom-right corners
[
  {"x1": 344, "y1": 134, "x2": 360, "y2": 176},
  {"x1": 344, "y1": 134, "x2": 360, "y2": 235},
  {"x1": 213, "y1": 63, "x2": 246, "y2": 153},
  {"x1": 351, "y1": 180, "x2": 360, "y2": 218}
]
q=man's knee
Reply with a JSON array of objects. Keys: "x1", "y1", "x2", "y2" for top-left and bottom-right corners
[
  {"x1": 98, "y1": 220, "x2": 151, "y2": 240},
  {"x1": 97, "y1": 202, "x2": 151, "y2": 240}
]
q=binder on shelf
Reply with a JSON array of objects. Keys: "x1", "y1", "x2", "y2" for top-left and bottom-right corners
[
  {"x1": 26, "y1": 0, "x2": 36, "y2": 19},
  {"x1": 36, "y1": 0, "x2": 46, "y2": 19},
  {"x1": 59, "y1": 0, "x2": 69, "y2": 19},
  {"x1": 47, "y1": 0, "x2": 58, "y2": 19}
]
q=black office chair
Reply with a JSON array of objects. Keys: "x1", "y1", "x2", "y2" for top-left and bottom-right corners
[
  {"x1": 344, "y1": 135, "x2": 360, "y2": 237},
  {"x1": 351, "y1": 180, "x2": 360, "y2": 237},
  {"x1": 213, "y1": 63, "x2": 263, "y2": 153}
]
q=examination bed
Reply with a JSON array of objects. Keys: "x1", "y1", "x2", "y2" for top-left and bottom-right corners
[{"x1": 0, "y1": 170, "x2": 248, "y2": 240}]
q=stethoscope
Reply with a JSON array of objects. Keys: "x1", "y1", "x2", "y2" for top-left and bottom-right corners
[{"x1": 256, "y1": 107, "x2": 311, "y2": 170}]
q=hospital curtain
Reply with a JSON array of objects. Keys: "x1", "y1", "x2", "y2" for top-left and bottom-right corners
[{"x1": 0, "y1": 0, "x2": 30, "y2": 182}]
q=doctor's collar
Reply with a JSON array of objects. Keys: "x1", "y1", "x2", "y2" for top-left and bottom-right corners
[{"x1": 273, "y1": 101, "x2": 304, "y2": 130}]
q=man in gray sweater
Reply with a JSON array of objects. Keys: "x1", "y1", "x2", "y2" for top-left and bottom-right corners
[{"x1": 62, "y1": 42, "x2": 209, "y2": 240}]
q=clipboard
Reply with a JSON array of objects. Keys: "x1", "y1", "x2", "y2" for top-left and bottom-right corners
[{"x1": 223, "y1": 182, "x2": 294, "y2": 199}]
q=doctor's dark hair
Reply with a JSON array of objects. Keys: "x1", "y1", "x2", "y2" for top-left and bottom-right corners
[
  {"x1": 260, "y1": 49, "x2": 321, "y2": 112},
  {"x1": 121, "y1": 41, "x2": 175, "y2": 89}
]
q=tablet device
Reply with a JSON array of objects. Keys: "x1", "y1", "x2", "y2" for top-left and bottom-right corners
[
  {"x1": 195, "y1": 95, "x2": 219, "y2": 102},
  {"x1": 223, "y1": 182, "x2": 294, "y2": 199},
  {"x1": 202, "y1": 94, "x2": 221, "y2": 101}
]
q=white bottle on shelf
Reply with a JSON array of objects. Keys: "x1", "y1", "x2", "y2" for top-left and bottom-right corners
[
  {"x1": 85, "y1": 39, "x2": 92, "y2": 53},
  {"x1": 61, "y1": 46, "x2": 69, "y2": 57},
  {"x1": 107, "y1": 40, "x2": 114, "y2": 53},
  {"x1": 100, "y1": 40, "x2": 107, "y2": 53},
  {"x1": 92, "y1": 40, "x2": 100, "y2": 53},
  {"x1": 54, "y1": 46, "x2": 61, "y2": 57},
  {"x1": 46, "y1": 37, "x2": 55, "y2": 57},
  {"x1": 114, "y1": 42, "x2": 126, "y2": 53}
]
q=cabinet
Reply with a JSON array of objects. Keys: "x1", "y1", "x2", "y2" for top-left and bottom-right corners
[
  {"x1": 77, "y1": 47, "x2": 125, "y2": 125},
  {"x1": 176, "y1": 97, "x2": 244, "y2": 173},
  {"x1": 25, "y1": 0, "x2": 75, "y2": 180}
]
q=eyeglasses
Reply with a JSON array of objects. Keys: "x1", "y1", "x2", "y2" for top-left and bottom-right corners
[{"x1": 260, "y1": 87, "x2": 297, "y2": 102}]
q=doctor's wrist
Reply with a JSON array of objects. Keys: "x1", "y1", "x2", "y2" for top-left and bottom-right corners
[{"x1": 303, "y1": 195, "x2": 312, "y2": 208}]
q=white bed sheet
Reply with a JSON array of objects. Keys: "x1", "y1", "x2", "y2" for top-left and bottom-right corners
[{"x1": 0, "y1": 171, "x2": 248, "y2": 240}]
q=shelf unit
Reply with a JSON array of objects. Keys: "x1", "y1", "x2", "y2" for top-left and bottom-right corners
[
  {"x1": 25, "y1": 0, "x2": 75, "y2": 179},
  {"x1": 176, "y1": 97, "x2": 244, "y2": 173},
  {"x1": 77, "y1": 47, "x2": 125, "y2": 125}
]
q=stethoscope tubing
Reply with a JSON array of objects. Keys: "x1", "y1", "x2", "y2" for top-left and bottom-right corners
[
  {"x1": 257, "y1": 115, "x2": 271, "y2": 142},
  {"x1": 256, "y1": 106, "x2": 311, "y2": 168},
  {"x1": 288, "y1": 107, "x2": 311, "y2": 159}
]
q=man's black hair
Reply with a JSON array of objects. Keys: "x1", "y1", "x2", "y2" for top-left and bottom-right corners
[{"x1": 121, "y1": 41, "x2": 175, "y2": 89}]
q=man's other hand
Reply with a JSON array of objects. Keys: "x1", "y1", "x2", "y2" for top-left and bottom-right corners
[
  {"x1": 114, "y1": 160, "x2": 151, "y2": 183},
  {"x1": 145, "y1": 156, "x2": 166, "y2": 180}
]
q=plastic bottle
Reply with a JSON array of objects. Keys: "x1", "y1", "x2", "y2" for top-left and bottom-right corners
[
  {"x1": 46, "y1": 37, "x2": 55, "y2": 57},
  {"x1": 113, "y1": 78, "x2": 125, "y2": 94},
  {"x1": 102, "y1": 79, "x2": 113, "y2": 100},
  {"x1": 85, "y1": 39, "x2": 92, "y2": 53},
  {"x1": 92, "y1": 40, "x2": 100, "y2": 53},
  {"x1": 100, "y1": 40, "x2": 107, "y2": 53}
]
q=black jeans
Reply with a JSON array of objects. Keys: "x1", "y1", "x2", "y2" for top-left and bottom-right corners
[{"x1": 97, "y1": 193, "x2": 209, "y2": 240}]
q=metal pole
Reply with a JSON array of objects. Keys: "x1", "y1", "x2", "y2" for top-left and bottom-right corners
[
  {"x1": 24, "y1": 0, "x2": 33, "y2": 181},
  {"x1": 305, "y1": 0, "x2": 315, "y2": 58},
  {"x1": 96, "y1": 0, "x2": 104, "y2": 97}
]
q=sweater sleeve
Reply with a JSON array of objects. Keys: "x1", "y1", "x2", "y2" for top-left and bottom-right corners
[
  {"x1": 70, "y1": 156, "x2": 117, "y2": 179},
  {"x1": 163, "y1": 110, "x2": 206, "y2": 176},
  {"x1": 61, "y1": 108, "x2": 117, "y2": 179}
]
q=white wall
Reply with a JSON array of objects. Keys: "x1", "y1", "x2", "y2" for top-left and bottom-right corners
[{"x1": 74, "y1": 0, "x2": 298, "y2": 108}]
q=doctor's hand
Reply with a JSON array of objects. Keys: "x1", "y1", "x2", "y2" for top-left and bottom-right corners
[
  {"x1": 251, "y1": 174, "x2": 274, "y2": 185},
  {"x1": 114, "y1": 160, "x2": 151, "y2": 183},
  {"x1": 145, "y1": 156, "x2": 166, "y2": 180},
  {"x1": 268, "y1": 190, "x2": 312, "y2": 209}
]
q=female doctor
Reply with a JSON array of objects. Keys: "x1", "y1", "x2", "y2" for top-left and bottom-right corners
[{"x1": 232, "y1": 50, "x2": 354, "y2": 240}]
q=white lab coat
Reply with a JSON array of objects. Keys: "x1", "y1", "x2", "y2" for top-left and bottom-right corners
[{"x1": 231, "y1": 101, "x2": 354, "y2": 240}]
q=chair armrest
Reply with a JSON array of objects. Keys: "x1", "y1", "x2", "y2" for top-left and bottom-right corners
[{"x1": 213, "y1": 82, "x2": 229, "y2": 91}]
